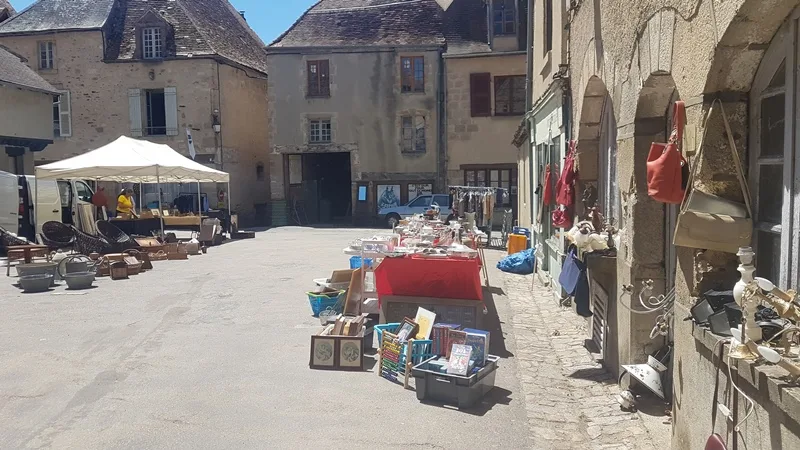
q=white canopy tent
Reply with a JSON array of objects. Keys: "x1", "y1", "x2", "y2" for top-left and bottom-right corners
[{"x1": 35, "y1": 136, "x2": 231, "y2": 236}]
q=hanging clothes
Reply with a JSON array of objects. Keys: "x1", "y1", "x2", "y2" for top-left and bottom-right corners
[{"x1": 555, "y1": 141, "x2": 578, "y2": 207}]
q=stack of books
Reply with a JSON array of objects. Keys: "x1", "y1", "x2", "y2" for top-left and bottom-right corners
[{"x1": 432, "y1": 323, "x2": 461, "y2": 356}]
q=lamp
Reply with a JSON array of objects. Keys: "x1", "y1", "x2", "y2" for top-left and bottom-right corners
[
  {"x1": 212, "y1": 109, "x2": 221, "y2": 134},
  {"x1": 756, "y1": 345, "x2": 800, "y2": 382}
]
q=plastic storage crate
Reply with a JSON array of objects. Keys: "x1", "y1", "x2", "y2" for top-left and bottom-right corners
[
  {"x1": 375, "y1": 323, "x2": 434, "y2": 367},
  {"x1": 349, "y1": 256, "x2": 374, "y2": 269},
  {"x1": 306, "y1": 290, "x2": 345, "y2": 317},
  {"x1": 412, "y1": 355, "x2": 499, "y2": 409}
]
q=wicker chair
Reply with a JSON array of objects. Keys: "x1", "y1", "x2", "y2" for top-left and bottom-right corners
[
  {"x1": 96, "y1": 220, "x2": 138, "y2": 253},
  {"x1": 72, "y1": 226, "x2": 113, "y2": 255},
  {"x1": 0, "y1": 226, "x2": 30, "y2": 253},
  {"x1": 41, "y1": 221, "x2": 76, "y2": 251}
]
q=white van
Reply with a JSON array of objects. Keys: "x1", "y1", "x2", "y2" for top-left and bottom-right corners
[{"x1": 0, "y1": 170, "x2": 98, "y2": 240}]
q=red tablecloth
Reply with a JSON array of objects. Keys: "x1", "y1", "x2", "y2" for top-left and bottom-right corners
[{"x1": 374, "y1": 256, "x2": 483, "y2": 301}]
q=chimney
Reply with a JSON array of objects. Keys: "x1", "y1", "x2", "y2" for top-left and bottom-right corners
[{"x1": 239, "y1": 10, "x2": 246, "y2": 21}]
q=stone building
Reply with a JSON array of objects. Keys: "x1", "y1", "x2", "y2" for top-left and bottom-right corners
[
  {"x1": 0, "y1": 45, "x2": 58, "y2": 175},
  {"x1": 0, "y1": 0, "x2": 14, "y2": 23},
  {"x1": 267, "y1": 0, "x2": 526, "y2": 226},
  {"x1": 442, "y1": 0, "x2": 528, "y2": 222},
  {"x1": 518, "y1": 0, "x2": 800, "y2": 448},
  {"x1": 0, "y1": 0, "x2": 270, "y2": 225}
]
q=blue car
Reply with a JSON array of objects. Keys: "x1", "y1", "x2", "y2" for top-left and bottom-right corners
[{"x1": 378, "y1": 194, "x2": 452, "y2": 228}]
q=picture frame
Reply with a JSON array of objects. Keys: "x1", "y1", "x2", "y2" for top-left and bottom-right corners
[
  {"x1": 310, "y1": 336, "x2": 336, "y2": 368},
  {"x1": 395, "y1": 317, "x2": 419, "y2": 343},
  {"x1": 338, "y1": 337, "x2": 364, "y2": 369}
]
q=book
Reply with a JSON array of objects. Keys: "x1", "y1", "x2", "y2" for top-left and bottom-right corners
[
  {"x1": 447, "y1": 344, "x2": 472, "y2": 376},
  {"x1": 432, "y1": 323, "x2": 461, "y2": 356},
  {"x1": 447, "y1": 329, "x2": 468, "y2": 359},
  {"x1": 462, "y1": 328, "x2": 490, "y2": 367}
]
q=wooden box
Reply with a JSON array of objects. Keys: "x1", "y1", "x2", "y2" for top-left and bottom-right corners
[
  {"x1": 309, "y1": 325, "x2": 365, "y2": 371},
  {"x1": 379, "y1": 295, "x2": 483, "y2": 329}
]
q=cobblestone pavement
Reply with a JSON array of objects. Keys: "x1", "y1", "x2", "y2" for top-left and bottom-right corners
[{"x1": 502, "y1": 272, "x2": 661, "y2": 450}]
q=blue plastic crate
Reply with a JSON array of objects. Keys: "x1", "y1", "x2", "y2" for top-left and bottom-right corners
[
  {"x1": 306, "y1": 290, "x2": 345, "y2": 317},
  {"x1": 349, "y1": 256, "x2": 374, "y2": 269},
  {"x1": 375, "y1": 323, "x2": 434, "y2": 367}
]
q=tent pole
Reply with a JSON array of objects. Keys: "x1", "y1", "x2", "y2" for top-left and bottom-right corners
[
  {"x1": 157, "y1": 168, "x2": 164, "y2": 237},
  {"x1": 197, "y1": 181, "x2": 202, "y2": 216},
  {"x1": 34, "y1": 173, "x2": 39, "y2": 242},
  {"x1": 139, "y1": 182, "x2": 143, "y2": 212}
]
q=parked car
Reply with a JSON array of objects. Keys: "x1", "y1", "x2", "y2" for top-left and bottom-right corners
[
  {"x1": 0, "y1": 170, "x2": 97, "y2": 241},
  {"x1": 378, "y1": 194, "x2": 452, "y2": 228}
]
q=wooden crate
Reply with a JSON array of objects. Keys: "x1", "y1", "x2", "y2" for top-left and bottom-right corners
[{"x1": 379, "y1": 295, "x2": 483, "y2": 329}]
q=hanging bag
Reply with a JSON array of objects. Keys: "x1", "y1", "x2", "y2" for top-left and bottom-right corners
[
  {"x1": 647, "y1": 101, "x2": 689, "y2": 204},
  {"x1": 673, "y1": 100, "x2": 753, "y2": 253}
]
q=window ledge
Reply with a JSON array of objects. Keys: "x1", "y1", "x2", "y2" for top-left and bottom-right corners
[
  {"x1": 306, "y1": 95, "x2": 331, "y2": 99},
  {"x1": 688, "y1": 307, "x2": 800, "y2": 422},
  {"x1": 540, "y1": 51, "x2": 552, "y2": 76}
]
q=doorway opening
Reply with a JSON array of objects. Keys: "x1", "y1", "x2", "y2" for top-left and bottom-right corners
[{"x1": 286, "y1": 152, "x2": 352, "y2": 225}]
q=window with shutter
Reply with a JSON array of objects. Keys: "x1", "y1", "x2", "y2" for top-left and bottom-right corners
[
  {"x1": 470, "y1": 73, "x2": 491, "y2": 117},
  {"x1": 164, "y1": 87, "x2": 178, "y2": 135},
  {"x1": 307, "y1": 60, "x2": 330, "y2": 97},
  {"x1": 57, "y1": 91, "x2": 71, "y2": 137},
  {"x1": 494, "y1": 75, "x2": 526, "y2": 115}
]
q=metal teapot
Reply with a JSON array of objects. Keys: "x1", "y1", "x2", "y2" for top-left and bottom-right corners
[{"x1": 58, "y1": 254, "x2": 101, "y2": 278}]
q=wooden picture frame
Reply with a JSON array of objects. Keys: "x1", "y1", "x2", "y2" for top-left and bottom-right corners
[
  {"x1": 395, "y1": 317, "x2": 419, "y2": 343},
  {"x1": 310, "y1": 336, "x2": 336, "y2": 368},
  {"x1": 338, "y1": 337, "x2": 364, "y2": 369}
]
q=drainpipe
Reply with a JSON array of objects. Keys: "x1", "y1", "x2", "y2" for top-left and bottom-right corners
[
  {"x1": 525, "y1": 0, "x2": 536, "y2": 237},
  {"x1": 438, "y1": 49, "x2": 447, "y2": 192}
]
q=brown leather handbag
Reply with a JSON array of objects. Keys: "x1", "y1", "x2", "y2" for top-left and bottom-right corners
[{"x1": 647, "y1": 101, "x2": 689, "y2": 204}]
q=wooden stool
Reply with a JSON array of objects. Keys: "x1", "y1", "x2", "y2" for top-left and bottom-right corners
[{"x1": 6, "y1": 245, "x2": 50, "y2": 276}]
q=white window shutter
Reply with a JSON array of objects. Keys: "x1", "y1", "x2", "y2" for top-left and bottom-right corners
[
  {"x1": 58, "y1": 91, "x2": 72, "y2": 137},
  {"x1": 164, "y1": 87, "x2": 178, "y2": 136},
  {"x1": 128, "y1": 88, "x2": 143, "y2": 137}
]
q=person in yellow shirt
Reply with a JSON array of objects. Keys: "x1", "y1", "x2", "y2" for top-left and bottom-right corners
[{"x1": 116, "y1": 189, "x2": 138, "y2": 218}]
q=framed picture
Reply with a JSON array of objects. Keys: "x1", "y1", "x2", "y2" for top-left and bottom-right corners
[
  {"x1": 377, "y1": 184, "x2": 401, "y2": 213},
  {"x1": 338, "y1": 338, "x2": 364, "y2": 369},
  {"x1": 310, "y1": 336, "x2": 336, "y2": 368},
  {"x1": 414, "y1": 307, "x2": 436, "y2": 340},
  {"x1": 358, "y1": 185, "x2": 368, "y2": 202},
  {"x1": 395, "y1": 317, "x2": 419, "y2": 343}
]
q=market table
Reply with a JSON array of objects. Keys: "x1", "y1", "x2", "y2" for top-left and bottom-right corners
[
  {"x1": 109, "y1": 218, "x2": 162, "y2": 236},
  {"x1": 7, "y1": 245, "x2": 50, "y2": 264},
  {"x1": 374, "y1": 255, "x2": 483, "y2": 301}
]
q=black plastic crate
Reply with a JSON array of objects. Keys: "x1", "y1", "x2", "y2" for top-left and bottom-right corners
[{"x1": 411, "y1": 355, "x2": 499, "y2": 409}]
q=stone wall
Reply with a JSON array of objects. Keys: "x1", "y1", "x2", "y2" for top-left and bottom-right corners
[
  {"x1": 0, "y1": 31, "x2": 270, "y2": 225},
  {"x1": 568, "y1": 0, "x2": 800, "y2": 447},
  {"x1": 444, "y1": 53, "x2": 526, "y2": 188}
]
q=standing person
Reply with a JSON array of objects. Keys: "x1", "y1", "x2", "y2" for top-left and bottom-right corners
[{"x1": 116, "y1": 189, "x2": 138, "y2": 219}]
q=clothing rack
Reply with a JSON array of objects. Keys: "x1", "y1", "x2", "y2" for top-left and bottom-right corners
[{"x1": 449, "y1": 185, "x2": 509, "y2": 245}]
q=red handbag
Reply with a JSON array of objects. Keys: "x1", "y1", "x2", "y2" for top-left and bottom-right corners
[
  {"x1": 552, "y1": 207, "x2": 573, "y2": 229},
  {"x1": 555, "y1": 141, "x2": 578, "y2": 206},
  {"x1": 646, "y1": 101, "x2": 688, "y2": 204}
]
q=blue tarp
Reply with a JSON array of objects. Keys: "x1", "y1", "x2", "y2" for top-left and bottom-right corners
[{"x1": 497, "y1": 248, "x2": 535, "y2": 275}]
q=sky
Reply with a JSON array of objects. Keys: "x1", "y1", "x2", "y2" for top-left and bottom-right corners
[{"x1": 9, "y1": 0, "x2": 317, "y2": 44}]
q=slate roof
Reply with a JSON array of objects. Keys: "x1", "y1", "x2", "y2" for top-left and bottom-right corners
[
  {"x1": 0, "y1": 0, "x2": 268, "y2": 74},
  {"x1": 0, "y1": 0, "x2": 16, "y2": 17},
  {"x1": 441, "y1": 0, "x2": 490, "y2": 55},
  {"x1": 270, "y1": 0, "x2": 446, "y2": 49},
  {"x1": 0, "y1": 45, "x2": 58, "y2": 94},
  {"x1": 0, "y1": 0, "x2": 115, "y2": 34}
]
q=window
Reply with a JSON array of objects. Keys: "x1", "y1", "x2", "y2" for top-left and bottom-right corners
[
  {"x1": 401, "y1": 115, "x2": 426, "y2": 153},
  {"x1": 52, "y1": 92, "x2": 71, "y2": 137},
  {"x1": 545, "y1": 0, "x2": 553, "y2": 53},
  {"x1": 309, "y1": 119, "x2": 332, "y2": 143},
  {"x1": 750, "y1": 14, "x2": 800, "y2": 288},
  {"x1": 288, "y1": 155, "x2": 302, "y2": 185},
  {"x1": 494, "y1": 75, "x2": 526, "y2": 115},
  {"x1": 409, "y1": 196, "x2": 432, "y2": 208},
  {"x1": 39, "y1": 41, "x2": 55, "y2": 70},
  {"x1": 256, "y1": 163, "x2": 265, "y2": 181},
  {"x1": 598, "y1": 95, "x2": 619, "y2": 223},
  {"x1": 401, "y1": 56, "x2": 424, "y2": 93},
  {"x1": 145, "y1": 89, "x2": 167, "y2": 135},
  {"x1": 307, "y1": 60, "x2": 330, "y2": 97},
  {"x1": 128, "y1": 88, "x2": 177, "y2": 137},
  {"x1": 493, "y1": 0, "x2": 516, "y2": 35},
  {"x1": 464, "y1": 168, "x2": 515, "y2": 206},
  {"x1": 143, "y1": 27, "x2": 163, "y2": 59},
  {"x1": 433, "y1": 195, "x2": 451, "y2": 207},
  {"x1": 75, "y1": 181, "x2": 93, "y2": 203},
  {"x1": 470, "y1": 73, "x2": 492, "y2": 117}
]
